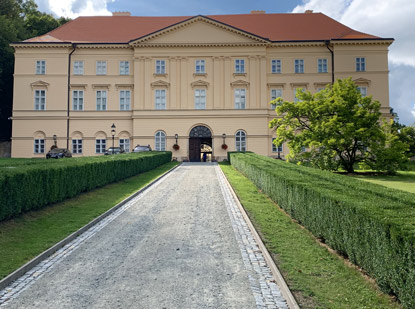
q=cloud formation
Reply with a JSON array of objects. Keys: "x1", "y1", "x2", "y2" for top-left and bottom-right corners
[{"x1": 35, "y1": 0, "x2": 114, "y2": 18}]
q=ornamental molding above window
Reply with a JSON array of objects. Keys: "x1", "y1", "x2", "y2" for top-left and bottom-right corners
[
  {"x1": 290, "y1": 82, "x2": 309, "y2": 89},
  {"x1": 92, "y1": 84, "x2": 111, "y2": 89},
  {"x1": 151, "y1": 80, "x2": 170, "y2": 89},
  {"x1": 70, "y1": 84, "x2": 87, "y2": 89},
  {"x1": 267, "y1": 83, "x2": 285, "y2": 89},
  {"x1": 191, "y1": 80, "x2": 210, "y2": 89},
  {"x1": 230, "y1": 80, "x2": 250, "y2": 88},
  {"x1": 353, "y1": 78, "x2": 371, "y2": 86},
  {"x1": 313, "y1": 82, "x2": 330, "y2": 88},
  {"x1": 115, "y1": 84, "x2": 134, "y2": 89},
  {"x1": 30, "y1": 80, "x2": 49, "y2": 90}
]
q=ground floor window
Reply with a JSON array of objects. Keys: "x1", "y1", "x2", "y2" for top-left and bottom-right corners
[
  {"x1": 235, "y1": 130, "x2": 246, "y2": 151},
  {"x1": 155, "y1": 131, "x2": 166, "y2": 151},
  {"x1": 119, "y1": 138, "x2": 130, "y2": 152},
  {"x1": 272, "y1": 138, "x2": 283, "y2": 153},
  {"x1": 34, "y1": 139, "x2": 45, "y2": 153},
  {"x1": 96, "y1": 139, "x2": 106, "y2": 153},
  {"x1": 72, "y1": 139, "x2": 83, "y2": 154}
]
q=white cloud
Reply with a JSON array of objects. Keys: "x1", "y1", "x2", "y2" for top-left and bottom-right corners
[{"x1": 35, "y1": 0, "x2": 114, "y2": 18}]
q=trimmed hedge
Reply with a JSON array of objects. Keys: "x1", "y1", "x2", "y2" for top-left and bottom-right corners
[
  {"x1": 0, "y1": 152, "x2": 171, "y2": 221},
  {"x1": 230, "y1": 152, "x2": 415, "y2": 307}
]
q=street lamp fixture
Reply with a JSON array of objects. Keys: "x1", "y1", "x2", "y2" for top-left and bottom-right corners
[
  {"x1": 175, "y1": 133, "x2": 178, "y2": 144},
  {"x1": 222, "y1": 133, "x2": 226, "y2": 144},
  {"x1": 53, "y1": 134, "x2": 57, "y2": 147},
  {"x1": 111, "y1": 123, "x2": 116, "y2": 154}
]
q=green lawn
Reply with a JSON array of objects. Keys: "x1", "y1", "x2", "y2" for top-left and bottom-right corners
[
  {"x1": 0, "y1": 161, "x2": 179, "y2": 279},
  {"x1": 220, "y1": 162, "x2": 400, "y2": 309},
  {"x1": 353, "y1": 171, "x2": 415, "y2": 193}
]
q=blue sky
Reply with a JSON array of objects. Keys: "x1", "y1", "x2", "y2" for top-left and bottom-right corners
[{"x1": 35, "y1": 0, "x2": 415, "y2": 125}]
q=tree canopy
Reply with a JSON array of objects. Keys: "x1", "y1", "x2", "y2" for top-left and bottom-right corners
[{"x1": 269, "y1": 77, "x2": 408, "y2": 174}]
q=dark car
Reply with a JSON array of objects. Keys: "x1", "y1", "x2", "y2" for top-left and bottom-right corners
[
  {"x1": 46, "y1": 148, "x2": 72, "y2": 159},
  {"x1": 104, "y1": 147, "x2": 125, "y2": 155},
  {"x1": 133, "y1": 145, "x2": 152, "y2": 153}
]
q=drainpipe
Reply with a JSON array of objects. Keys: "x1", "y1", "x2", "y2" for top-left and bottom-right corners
[
  {"x1": 67, "y1": 43, "x2": 77, "y2": 150},
  {"x1": 325, "y1": 40, "x2": 334, "y2": 84}
]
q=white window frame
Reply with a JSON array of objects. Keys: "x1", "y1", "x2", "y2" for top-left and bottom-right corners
[
  {"x1": 96, "y1": 90, "x2": 107, "y2": 111},
  {"x1": 294, "y1": 59, "x2": 304, "y2": 73},
  {"x1": 270, "y1": 88, "x2": 282, "y2": 109},
  {"x1": 155, "y1": 131, "x2": 166, "y2": 151},
  {"x1": 73, "y1": 61, "x2": 84, "y2": 75},
  {"x1": 119, "y1": 61, "x2": 130, "y2": 75},
  {"x1": 34, "y1": 90, "x2": 46, "y2": 110},
  {"x1": 36, "y1": 60, "x2": 46, "y2": 75},
  {"x1": 96, "y1": 139, "x2": 106, "y2": 153},
  {"x1": 272, "y1": 138, "x2": 283, "y2": 153},
  {"x1": 234, "y1": 88, "x2": 246, "y2": 109},
  {"x1": 357, "y1": 86, "x2": 367, "y2": 97},
  {"x1": 195, "y1": 59, "x2": 205, "y2": 74},
  {"x1": 155, "y1": 60, "x2": 166, "y2": 74},
  {"x1": 119, "y1": 90, "x2": 131, "y2": 110},
  {"x1": 34, "y1": 139, "x2": 45, "y2": 153},
  {"x1": 356, "y1": 57, "x2": 366, "y2": 72},
  {"x1": 318, "y1": 58, "x2": 328, "y2": 73},
  {"x1": 194, "y1": 89, "x2": 206, "y2": 109},
  {"x1": 235, "y1": 130, "x2": 246, "y2": 152},
  {"x1": 72, "y1": 139, "x2": 83, "y2": 154},
  {"x1": 72, "y1": 90, "x2": 84, "y2": 111},
  {"x1": 96, "y1": 61, "x2": 107, "y2": 75},
  {"x1": 235, "y1": 59, "x2": 245, "y2": 73},
  {"x1": 119, "y1": 138, "x2": 130, "y2": 153},
  {"x1": 271, "y1": 59, "x2": 281, "y2": 74},
  {"x1": 155, "y1": 89, "x2": 166, "y2": 110}
]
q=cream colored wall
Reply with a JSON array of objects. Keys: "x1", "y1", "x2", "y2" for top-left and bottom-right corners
[{"x1": 11, "y1": 24, "x2": 392, "y2": 159}]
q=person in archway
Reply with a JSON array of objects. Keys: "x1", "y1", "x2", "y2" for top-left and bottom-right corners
[{"x1": 203, "y1": 152, "x2": 207, "y2": 162}]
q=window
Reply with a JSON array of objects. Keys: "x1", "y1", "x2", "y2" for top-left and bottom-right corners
[
  {"x1": 36, "y1": 60, "x2": 46, "y2": 75},
  {"x1": 119, "y1": 90, "x2": 131, "y2": 110},
  {"x1": 270, "y1": 89, "x2": 282, "y2": 109},
  {"x1": 356, "y1": 57, "x2": 366, "y2": 72},
  {"x1": 119, "y1": 61, "x2": 129, "y2": 75},
  {"x1": 73, "y1": 61, "x2": 84, "y2": 75},
  {"x1": 272, "y1": 138, "x2": 283, "y2": 153},
  {"x1": 318, "y1": 59, "x2": 328, "y2": 73},
  {"x1": 155, "y1": 131, "x2": 166, "y2": 151},
  {"x1": 155, "y1": 60, "x2": 166, "y2": 74},
  {"x1": 271, "y1": 59, "x2": 281, "y2": 74},
  {"x1": 235, "y1": 130, "x2": 246, "y2": 151},
  {"x1": 235, "y1": 59, "x2": 245, "y2": 73},
  {"x1": 96, "y1": 90, "x2": 107, "y2": 111},
  {"x1": 195, "y1": 89, "x2": 206, "y2": 109},
  {"x1": 96, "y1": 61, "x2": 107, "y2": 75},
  {"x1": 294, "y1": 88, "x2": 304, "y2": 103},
  {"x1": 294, "y1": 59, "x2": 304, "y2": 73},
  {"x1": 119, "y1": 139, "x2": 130, "y2": 152},
  {"x1": 96, "y1": 139, "x2": 106, "y2": 153},
  {"x1": 34, "y1": 90, "x2": 46, "y2": 110},
  {"x1": 72, "y1": 139, "x2": 82, "y2": 154},
  {"x1": 357, "y1": 86, "x2": 367, "y2": 97},
  {"x1": 234, "y1": 89, "x2": 246, "y2": 109},
  {"x1": 34, "y1": 139, "x2": 45, "y2": 153},
  {"x1": 155, "y1": 89, "x2": 166, "y2": 110},
  {"x1": 72, "y1": 90, "x2": 84, "y2": 110},
  {"x1": 195, "y1": 60, "x2": 205, "y2": 73}
]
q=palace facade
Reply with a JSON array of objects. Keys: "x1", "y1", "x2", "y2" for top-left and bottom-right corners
[{"x1": 11, "y1": 11, "x2": 393, "y2": 161}]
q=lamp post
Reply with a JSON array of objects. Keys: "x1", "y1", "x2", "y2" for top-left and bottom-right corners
[
  {"x1": 175, "y1": 133, "x2": 178, "y2": 144},
  {"x1": 111, "y1": 123, "x2": 116, "y2": 154},
  {"x1": 222, "y1": 133, "x2": 226, "y2": 145},
  {"x1": 53, "y1": 134, "x2": 57, "y2": 147}
]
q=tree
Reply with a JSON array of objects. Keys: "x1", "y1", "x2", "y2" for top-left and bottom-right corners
[{"x1": 269, "y1": 77, "x2": 408, "y2": 174}]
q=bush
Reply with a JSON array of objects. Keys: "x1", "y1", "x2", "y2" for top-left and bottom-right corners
[
  {"x1": 230, "y1": 152, "x2": 415, "y2": 307},
  {"x1": 0, "y1": 152, "x2": 171, "y2": 221}
]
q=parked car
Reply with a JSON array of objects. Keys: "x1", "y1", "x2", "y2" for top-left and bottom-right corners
[
  {"x1": 46, "y1": 148, "x2": 72, "y2": 159},
  {"x1": 133, "y1": 145, "x2": 152, "y2": 152},
  {"x1": 104, "y1": 147, "x2": 125, "y2": 155}
]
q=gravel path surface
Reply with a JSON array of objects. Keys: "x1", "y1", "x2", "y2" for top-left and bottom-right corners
[{"x1": 3, "y1": 163, "x2": 288, "y2": 308}]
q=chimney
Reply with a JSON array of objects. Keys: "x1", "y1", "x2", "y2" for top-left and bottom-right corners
[
  {"x1": 251, "y1": 10, "x2": 265, "y2": 14},
  {"x1": 305, "y1": 10, "x2": 313, "y2": 13},
  {"x1": 112, "y1": 12, "x2": 131, "y2": 16}
]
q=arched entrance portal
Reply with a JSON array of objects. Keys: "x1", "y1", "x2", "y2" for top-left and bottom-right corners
[{"x1": 189, "y1": 125, "x2": 212, "y2": 162}]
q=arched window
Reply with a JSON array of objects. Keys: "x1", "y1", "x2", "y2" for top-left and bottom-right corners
[
  {"x1": 155, "y1": 131, "x2": 166, "y2": 151},
  {"x1": 235, "y1": 130, "x2": 246, "y2": 151}
]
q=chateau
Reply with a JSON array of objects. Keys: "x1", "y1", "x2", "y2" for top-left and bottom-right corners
[{"x1": 11, "y1": 11, "x2": 393, "y2": 161}]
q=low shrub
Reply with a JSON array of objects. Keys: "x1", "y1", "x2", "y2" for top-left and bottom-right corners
[
  {"x1": 230, "y1": 152, "x2": 415, "y2": 307},
  {"x1": 0, "y1": 152, "x2": 171, "y2": 221}
]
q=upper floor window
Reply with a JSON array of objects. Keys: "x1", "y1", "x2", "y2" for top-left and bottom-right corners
[
  {"x1": 34, "y1": 90, "x2": 46, "y2": 110},
  {"x1": 72, "y1": 90, "x2": 84, "y2": 111},
  {"x1": 155, "y1": 131, "x2": 166, "y2": 151},
  {"x1": 195, "y1": 89, "x2": 206, "y2": 109},
  {"x1": 36, "y1": 60, "x2": 46, "y2": 75},
  {"x1": 270, "y1": 88, "x2": 282, "y2": 109},
  {"x1": 195, "y1": 60, "x2": 205, "y2": 74},
  {"x1": 356, "y1": 57, "x2": 366, "y2": 72},
  {"x1": 96, "y1": 90, "x2": 107, "y2": 111},
  {"x1": 72, "y1": 139, "x2": 83, "y2": 154},
  {"x1": 155, "y1": 89, "x2": 166, "y2": 110},
  {"x1": 318, "y1": 59, "x2": 328, "y2": 73},
  {"x1": 271, "y1": 59, "x2": 281, "y2": 74},
  {"x1": 235, "y1": 130, "x2": 246, "y2": 151},
  {"x1": 96, "y1": 61, "x2": 107, "y2": 75},
  {"x1": 294, "y1": 59, "x2": 304, "y2": 73},
  {"x1": 235, "y1": 59, "x2": 245, "y2": 73},
  {"x1": 119, "y1": 90, "x2": 131, "y2": 110},
  {"x1": 119, "y1": 61, "x2": 130, "y2": 75},
  {"x1": 120, "y1": 139, "x2": 130, "y2": 153},
  {"x1": 73, "y1": 61, "x2": 84, "y2": 75},
  {"x1": 96, "y1": 139, "x2": 106, "y2": 153},
  {"x1": 155, "y1": 60, "x2": 166, "y2": 74},
  {"x1": 357, "y1": 86, "x2": 367, "y2": 97},
  {"x1": 34, "y1": 139, "x2": 45, "y2": 153},
  {"x1": 234, "y1": 88, "x2": 246, "y2": 109},
  {"x1": 272, "y1": 138, "x2": 283, "y2": 153},
  {"x1": 294, "y1": 88, "x2": 304, "y2": 103}
]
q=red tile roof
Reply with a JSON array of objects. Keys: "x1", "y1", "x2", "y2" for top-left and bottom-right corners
[{"x1": 24, "y1": 12, "x2": 380, "y2": 44}]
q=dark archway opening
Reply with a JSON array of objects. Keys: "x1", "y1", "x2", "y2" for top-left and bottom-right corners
[{"x1": 189, "y1": 126, "x2": 212, "y2": 162}]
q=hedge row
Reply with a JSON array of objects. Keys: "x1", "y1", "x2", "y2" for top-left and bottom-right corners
[
  {"x1": 0, "y1": 152, "x2": 171, "y2": 221},
  {"x1": 230, "y1": 153, "x2": 415, "y2": 307}
]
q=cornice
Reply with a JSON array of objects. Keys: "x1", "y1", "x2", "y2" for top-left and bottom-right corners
[
  {"x1": 267, "y1": 83, "x2": 286, "y2": 89},
  {"x1": 353, "y1": 78, "x2": 371, "y2": 85},
  {"x1": 133, "y1": 42, "x2": 268, "y2": 48},
  {"x1": 151, "y1": 80, "x2": 170, "y2": 89},
  {"x1": 290, "y1": 82, "x2": 309, "y2": 89},
  {"x1": 191, "y1": 80, "x2": 210, "y2": 89},
  {"x1": 70, "y1": 84, "x2": 87, "y2": 89},
  {"x1": 230, "y1": 80, "x2": 250, "y2": 87},
  {"x1": 30, "y1": 80, "x2": 50, "y2": 89},
  {"x1": 115, "y1": 84, "x2": 134, "y2": 89}
]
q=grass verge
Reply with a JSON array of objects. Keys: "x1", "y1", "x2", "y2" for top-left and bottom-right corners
[
  {"x1": 220, "y1": 162, "x2": 400, "y2": 309},
  {"x1": 0, "y1": 161, "x2": 179, "y2": 280},
  {"x1": 353, "y1": 171, "x2": 415, "y2": 193}
]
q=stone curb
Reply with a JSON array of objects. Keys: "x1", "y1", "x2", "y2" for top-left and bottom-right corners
[
  {"x1": 217, "y1": 166, "x2": 300, "y2": 309},
  {"x1": 0, "y1": 163, "x2": 181, "y2": 292}
]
